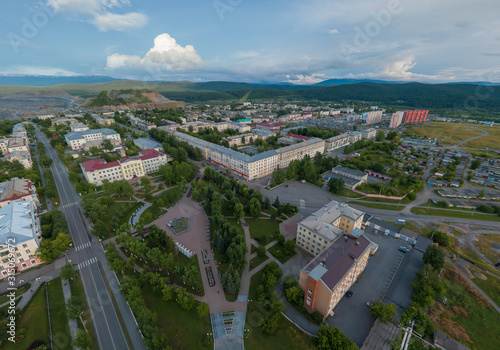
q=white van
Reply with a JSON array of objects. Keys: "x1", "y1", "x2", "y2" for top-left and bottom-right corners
[{"x1": 398, "y1": 219, "x2": 406, "y2": 224}]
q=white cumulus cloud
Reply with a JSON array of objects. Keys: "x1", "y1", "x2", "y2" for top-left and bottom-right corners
[
  {"x1": 328, "y1": 29, "x2": 339, "y2": 35},
  {"x1": 106, "y1": 33, "x2": 203, "y2": 73},
  {"x1": 92, "y1": 12, "x2": 147, "y2": 31},
  {"x1": 46, "y1": 0, "x2": 147, "y2": 31}
]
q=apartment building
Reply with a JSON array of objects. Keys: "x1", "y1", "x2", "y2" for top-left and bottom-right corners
[
  {"x1": 275, "y1": 138, "x2": 325, "y2": 169},
  {"x1": 362, "y1": 128, "x2": 377, "y2": 139},
  {"x1": 296, "y1": 200, "x2": 364, "y2": 256},
  {"x1": 362, "y1": 111, "x2": 383, "y2": 125},
  {"x1": 299, "y1": 234, "x2": 371, "y2": 317},
  {"x1": 11, "y1": 124, "x2": 28, "y2": 139},
  {"x1": 80, "y1": 149, "x2": 170, "y2": 185},
  {"x1": 6, "y1": 151, "x2": 32, "y2": 169},
  {"x1": 390, "y1": 112, "x2": 404, "y2": 129},
  {"x1": 402, "y1": 110, "x2": 429, "y2": 123},
  {"x1": 92, "y1": 114, "x2": 115, "y2": 126},
  {"x1": 325, "y1": 133, "x2": 350, "y2": 151},
  {"x1": 130, "y1": 117, "x2": 157, "y2": 131},
  {"x1": 0, "y1": 178, "x2": 39, "y2": 209},
  {"x1": 65, "y1": 128, "x2": 121, "y2": 151},
  {"x1": 0, "y1": 201, "x2": 42, "y2": 278},
  {"x1": 255, "y1": 122, "x2": 285, "y2": 132},
  {"x1": 51, "y1": 117, "x2": 78, "y2": 126}
]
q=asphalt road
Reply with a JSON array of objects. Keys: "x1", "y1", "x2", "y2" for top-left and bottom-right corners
[{"x1": 34, "y1": 126, "x2": 130, "y2": 350}]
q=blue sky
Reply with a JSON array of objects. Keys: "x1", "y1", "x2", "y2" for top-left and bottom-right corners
[{"x1": 1, "y1": 0, "x2": 499, "y2": 83}]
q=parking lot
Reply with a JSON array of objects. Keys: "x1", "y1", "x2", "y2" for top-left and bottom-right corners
[{"x1": 325, "y1": 227, "x2": 425, "y2": 346}]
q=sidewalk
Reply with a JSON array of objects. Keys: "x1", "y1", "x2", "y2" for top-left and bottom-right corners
[{"x1": 61, "y1": 279, "x2": 78, "y2": 343}]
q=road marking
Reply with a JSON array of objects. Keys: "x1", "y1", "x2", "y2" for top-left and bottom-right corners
[
  {"x1": 75, "y1": 242, "x2": 92, "y2": 251},
  {"x1": 61, "y1": 201, "x2": 79, "y2": 209},
  {"x1": 300, "y1": 199, "x2": 306, "y2": 209},
  {"x1": 77, "y1": 257, "x2": 97, "y2": 270}
]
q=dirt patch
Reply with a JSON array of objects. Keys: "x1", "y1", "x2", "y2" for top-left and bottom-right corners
[
  {"x1": 428, "y1": 304, "x2": 473, "y2": 344},
  {"x1": 443, "y1": 268, "x2": 492, "y2": 307},
  {"x1": 474, "y1": 271, "x2": 487, "y2": 280}
]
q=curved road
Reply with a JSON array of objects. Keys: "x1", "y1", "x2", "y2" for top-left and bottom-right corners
[{"x1": 456, "y1": 126, "x2": 489, "y2": 147}]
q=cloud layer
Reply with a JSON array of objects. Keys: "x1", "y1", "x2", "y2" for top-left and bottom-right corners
[
  {"x1": 106, "y1": 33, "x2": 203, "y2": 74},
  {"x1": 47, "y1": 0, "x2": 147, "y2": 31}
]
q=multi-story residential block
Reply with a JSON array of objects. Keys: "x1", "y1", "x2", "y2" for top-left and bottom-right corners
[
  {"x1": 92, "y1": 114, "x2": 115, "y2": 126},
  {"x1": 362, "y1": 111, "x2": 383, "y2": 125},
  {"x1": 325, "y1": 133, "x2": 351, "y2": 151},
  {"x1": 296, "y1": 200, "x2": 364, "y2": 256},
  {"x1": 11, "y1": 124, "x2": 28, "y2": 139},
  {"x1": 348, "y1": 131, "x2": 363, "y2": 143},
  {"x1": 130, "y1": 117, "x2": 157, "y2": 131},
  {"x1": 255, "y1": 122, "x2": 285, "y2": 132},
  {"x1": 361, "y1": 128, "x2": 377, "y2": 139},
  {"x1": 299, "y1": 234, "x2": 372, "y2": 317},
  {"x1": 390, "y1": 112, "x2": 404, "y2": 128},
  {"x1": 275, "y1": 138, "x2": 325, "y2": 169},
  {"x1": 80, "y1": 149, "x2": 170, "y2": 185},
  {"x1": 37, "y1": 114, "x2": 55, "y2": 120},
  {"x1": 0, "y1": 178, "x2": 39, "y2": 209},
  {"x1": 51, "y1": 117, "x2": 78, "y2": 126},
  {"x1": 65, "y1": 128, "x2": 121, "y2": 151},
  {"x1": 6, "y1": 151, "x2": 32, "y2": 169},
  {"x1": 402, "y1": 110, "x2": 429, "y2": 124},
  {"x1": 0, "y1": 201, "x2": 42, "y2": 278}
]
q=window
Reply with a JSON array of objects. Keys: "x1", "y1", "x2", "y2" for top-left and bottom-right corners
[
  {"x1": 307, "y1": 295, "x2": 311, "y2": 300},
  {"x1": 25, "y1": 250, "x2": 30, "y2": 254},
  {"x1": 22, "y1": 244, "x2": 28, "y2": 248},
  {"x1": 308, "y1": 289, "x2": 312, "y2": 294}
]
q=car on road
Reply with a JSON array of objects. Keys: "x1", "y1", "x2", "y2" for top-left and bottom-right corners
[
  {"x1": 366, "y1": 302, "x2": 373, "y2": 307},
  {"x1": 399, "y1": 245, "x2": 410, "y2": 253},
  {"x1": 374, "y1": 230, "x2": 378, "y2": 235},
  {"x1": 345, "y1": 291, "x2": 353, "y2": 299},
  {"x1": 285, "y1": 184, "x2": 289, "y2": 188}
]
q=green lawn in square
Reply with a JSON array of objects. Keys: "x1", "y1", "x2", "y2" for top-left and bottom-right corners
[
  {"x1": 246, "y1": 219, "x2": 280, "y2": 245},
  {"x1": 268, "y1": 244, "x2": 297, "y2": 264}
]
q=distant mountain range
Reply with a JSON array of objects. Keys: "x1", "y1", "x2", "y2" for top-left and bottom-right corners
[{"x1": 0, "y1": 76, "x2": 499, "y2": 114}]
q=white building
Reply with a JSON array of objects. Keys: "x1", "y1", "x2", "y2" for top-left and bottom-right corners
[
  {"x1": 70, "y1": 123, "x2": 89, "y2": 132},
  {"x1": 64, "y1": 128, "x2": 121, "y2": 151},
  {"x1": 80, "y1": 149, "x2": 170, "y2": 185},
  {"x1": 0, "y1": 201, "x2": 42, "y2": 278}
]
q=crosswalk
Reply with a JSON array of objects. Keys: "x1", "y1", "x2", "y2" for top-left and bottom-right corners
[
  {"x1": 77, "y1": 257, "x2": 97, "y2": 270},
  {"x1": 61, "y1": 201, "x2": 79, "y2": 209},
  {"x1": 75, "y1": 242, "x2": 91, "y2": 251}
]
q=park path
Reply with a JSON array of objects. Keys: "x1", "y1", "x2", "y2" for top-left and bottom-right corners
[{"x1": 456, "y1": 126, "x2": 489, "y2": 147}]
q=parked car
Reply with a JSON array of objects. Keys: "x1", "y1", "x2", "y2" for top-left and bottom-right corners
[
  {"x1": 345, "y1": 291, "x2": 353, "y2": 299},
  {"x1": 374, "y1": 230, "x2": 378, "y2": 235},
  {"x1": 399, "y1": 245, "x2": 410, "y2": 253},
  {"x1": 366, "y1": 302, "x2": 373, "y2": 307}
]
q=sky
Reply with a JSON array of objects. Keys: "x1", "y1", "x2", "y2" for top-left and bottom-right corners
[{"x1": 1, "y1": 0, "x2": 500, "y2": 84}]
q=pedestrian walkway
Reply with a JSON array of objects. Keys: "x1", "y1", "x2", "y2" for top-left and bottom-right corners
[
  {"x1": 61, "y1": 279, "x2": 78, "y2": 343},
  {"x1": 129, "y1": 203, "x2": 151, "y2": 227}
]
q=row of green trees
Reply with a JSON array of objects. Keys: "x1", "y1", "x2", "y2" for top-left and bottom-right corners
[{"x1": 149, "y1": 128, "x2": 203, "y2": 161}]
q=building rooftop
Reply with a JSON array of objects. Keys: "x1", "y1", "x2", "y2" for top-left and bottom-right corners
[
  {"x1": 0, "y1": 178, "x2": 33, "y2": 203},
  {"x1": 80, "y1": 149, "x2": 165, "y2": 172},
  {"x1": 302, "y1": 235, "x2": 371, "y2": 290},
  {"x1": 134, "y1": 138, "x2": 163, "y2": 150},
  {"x1": 334, "y1": 165, "x2": 367, "y2": 178},
  {"x1": 65, "y1": 128, "x2": 119, "y2": 141},
  {"x1": 287, "y1": 134, "x2": 311, "y2": 140},
  {"x1": 0, "y1": 202, "x2": 38, "y2": 245}
]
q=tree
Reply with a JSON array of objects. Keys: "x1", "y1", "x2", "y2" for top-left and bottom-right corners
[
  {"x1": 263, "y1": 196, "x2": 271, "y2": 209},
  {"x1": 140, "y1": 177, "x2": 154, "y2": 199},
  {"x1": 370, "y1": 301, "x2": 397, "y2": 323},
  {"x1": 423, "y1": 245, "x2": 445, "y2": 271},
  {"x1": 283, "y1": 239, "x2": 296, "y2": 255},
  {"x1": 328, "y1": 178, "x2": 345, "y2": 194},
  {"x1": 36, "y1": 233, "x2": 72, "y2": 262},
  {"x1": 39, "y1": 155, "x2": 53, "y2": 167},
  {"x1": 102, "y1": 139, "x2": 114, "y2": 151},
  {"x1": 66, "y1": 296, "x2": 83, "y2": 319},
  {"x1": 277, "y1": 233, "x2": 285, "y2": 246},
  {"x1": 376, "y1": 131, "x2": 385, "y2": 141},
  {"x1": 285, "y1": 286, "x2": 304, "y2": 306},
  {"x1": 73, "y1": 330, "x2": 92, "y2": 350},
  {"x1": 273, "y1": 196, "x2": 280, "y2": 208},
  {"x1": 478, "y1": 189, "x2": 486, "y2": 198},
  {"x1": 248, "y1": 198, "x2": 261, "y2": 219},
  {"x1": 316, "y1": 325, "x2": 359, "y2": 350},
  {"x1": 257, "y1": 245, "x2": 266, "y2": 257},
  {"x1": 197, "y1": 302, "x2": 210, "y2": 317},
  {"x1": 60, "y1": 264, "x2": 78, "y2": 281},
  {"x1": 233, "y1": 202, "x2": 244, "y2": 221},
  {"x1": 470, "y1": 159, "x2": 481, "y2": 170}
]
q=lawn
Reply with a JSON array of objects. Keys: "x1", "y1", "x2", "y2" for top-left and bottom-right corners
[
  {"x1": 268, "y1": 244, "x2": 297, "y2": 264},
  {"x1": 250, "y1": 255, "x2": 269, "y2": 271},
  {"x1": 1, "y1": 285, "x2": 50, "y2": 350},
  {"x1": 141, "y1": 284, "x2": 212, "y2": 350},
  {"x1": 245, "y1": 269, "x2": 315, "y2": 350},
  {"x1": 411, "y1": 207, "x2": 500, "y2": 222},
  {"x1": 47, "y1": 278, "x2": 73, "y2": 350},
  {"x1": 141, "y1": 206, "x2": 167, "y2": 224},
  {"x1": 246, "y1": 219, "x2": 280, "y2": 245},
  {"x1": 405, "y1": 122, "x2": 484, "y2": 145},
  {"x1": 349, "y1": 200, "x2": 403, "y2": 211},
  {"x1": 158, "y1": 185, "x2": 186, "y2": 207},
  {"x1": 69, "y1": 277, "x2": 98, "y2": 350},
  {"x1": 472, "y1": 234, "x2": 500, "y2": 263}
]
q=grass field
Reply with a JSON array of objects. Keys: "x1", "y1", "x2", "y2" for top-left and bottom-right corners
[
  {"x1": 246, "y1": 219, "x2": 280, "y2": 245},
  {"x1": 405, "y1": 122, "x2": 484, "y2": 145},
  {"x1": 411, "y1": 207, "x2": 500, "y2": 222},
  {"x1": 250, "y1": 255, "x2": 269, "y2": 271},
  {"x1": 349, "y1": 200, "x2": 403, "y2": 211},
  {"x1": 472, "y1": 234, "x2": 500, "y2": 263},
  {"x1": 471, "y1": 270, "x2": 500, "y2": 307},
  {"x1": 0, "y1": 284, "x2": 30, "y2": 305},
  {"x1": 245, "y1": 269, "x2": 315, "y2": 350},
  {"x1": 48, "y1": 278, "x2": 73, "y2": 350},
  {"x1": 463, "y1": 125, "x2": 500, "y2": 149},
  {"x1": 141, "y1": 285, "x2": 212, "y2": 350},
  {"x1": 1, "y1": 285, "x2": 50, "y2": 350}
]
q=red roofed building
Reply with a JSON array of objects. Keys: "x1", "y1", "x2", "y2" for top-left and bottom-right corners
[
  {"x1": 255, "y1": 122, "x2": 285, "y2": 132},
  {"x1": 80, "y1": 149, "x2": 171, "y2": 185},
  {"x1": 287, "y1": 134, "x2": 311, "y2": 141},
  {"x1": 299, "y1": 234, "x2": 372, "y2": 318},
  {"x1": 0, "y1": 178, "x2": 39, "y2": 209}
]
